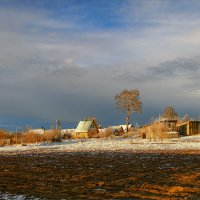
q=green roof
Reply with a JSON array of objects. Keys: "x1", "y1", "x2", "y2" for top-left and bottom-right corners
[{"x1": 75, "y1": 120, "x2": 97, "y2": 133}]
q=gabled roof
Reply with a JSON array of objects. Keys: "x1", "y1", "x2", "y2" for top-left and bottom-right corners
[
  {"x1": 120, "y1": 124, "x2": 133, "y2": 131},
  {"x1": 75, "y1": 120, "x2": 98, "y2": 133}
]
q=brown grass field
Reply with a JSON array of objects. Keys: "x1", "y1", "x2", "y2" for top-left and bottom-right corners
[{"x1": 0, "y1": 151, "x2": 200, "y2": 199}]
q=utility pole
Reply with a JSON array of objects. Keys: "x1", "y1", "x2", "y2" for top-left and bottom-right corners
[{"x1": 56, "y1": 120, "x2": 62, "y2": 130}]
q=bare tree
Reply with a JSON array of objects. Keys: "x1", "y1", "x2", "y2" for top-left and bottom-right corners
[
  {"x1": 181, "y1": 114, "x2": 190, "y2": 122},
  {"x1": 162, "y1": 106, "x2": 178, "y2": 120},
  {"x1": 115, "y1": 89, "x2": 142, "y2": 132}
]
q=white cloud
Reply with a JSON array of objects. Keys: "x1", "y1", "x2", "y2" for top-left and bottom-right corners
[{"x1": 1, "y1": 2, "x2": 200, "y2": 126}]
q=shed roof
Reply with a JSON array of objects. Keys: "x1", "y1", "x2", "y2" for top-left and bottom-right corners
[{"x1": 75, "y1": 120, "x2": 97, "y2": 133}]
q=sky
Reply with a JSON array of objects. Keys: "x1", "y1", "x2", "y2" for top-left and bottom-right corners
[{"x1": 0, "y1": 0, "x2": 200, "y2": 130}]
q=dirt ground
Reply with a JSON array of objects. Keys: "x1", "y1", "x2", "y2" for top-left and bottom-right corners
[{"x1": 0, "y1": 150, "x2": 200, "y2": 200}]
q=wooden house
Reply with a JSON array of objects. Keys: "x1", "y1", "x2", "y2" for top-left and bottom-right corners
[
  {"x1": 74, "y1": 119, "x2": 99, "y2": 138},
  {"x1": 176, "y1": 121, "x2": 200, "y2": 136}
]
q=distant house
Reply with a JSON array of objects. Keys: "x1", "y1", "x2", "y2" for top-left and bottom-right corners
[
  {"x1": 74, "y1": 119, "x2": 99, "y2": 138},
  {"x1": 109, "y1": 126, "x2": 124, "y2": 135},
  {"x1": 177, "y1": 121, "x2": 200, "y2": 136},
  {"x1": 120, "y1": 124, "x2": 134, "y2": 132}
]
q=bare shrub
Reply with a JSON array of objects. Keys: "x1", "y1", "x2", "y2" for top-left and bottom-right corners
[
  {"x1": 43, "y1": 130, "x2": 62, "y2": 142},
  {"x1": 147, "y1": 122, "x2": 169, "y2": 141}
]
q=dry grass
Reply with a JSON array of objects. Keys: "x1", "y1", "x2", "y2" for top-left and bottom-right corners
[
  {"x1": 121, "y1": 130, "x2": 140, "y2": 138},
  {"x1": 22, "y1": 129, "x2": 62, "y2": 144},
  {"x1": 146, "y1": 122, "x2": 170, "y2": 141},
  {"x1": 22, "y1": 132, "x2": 44, "y2": 144},
  {"x1": 0, "y1": 130, "x2": 10, "y2": 146},
  {"x1": 97, "y1": 128, "x2": 113, "y2": 138},
  {"x1": 0, "y1": 130, "x2": 9, "y2": 140},
  {"x1": 10, "y1": 133, "x2": 22, "y2": 145},
  {"x1": 0, "y1": 129, "x2": 63, "y2": 146},
  {"x1": 42, "y1": 130, "x2": 62, "y2": 142}
]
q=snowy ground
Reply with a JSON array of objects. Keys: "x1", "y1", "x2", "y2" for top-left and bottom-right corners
[
  {"x1": 0, "y1": 192, "x2": 40, "y2": 200},
  {"x1": 0, "y1": 135, "x2": 200, "y2": 154}
]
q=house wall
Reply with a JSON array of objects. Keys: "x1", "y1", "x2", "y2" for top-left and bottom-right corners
[
  {"x1": 189, "y1": 121, "x2": 200, "y2": 135},
  {"x1": 88, "y1": 129, "x2": 98, "y2": 138},
  {"x1": 72, "y1": 132, "x2": 88, "y2": 139}
]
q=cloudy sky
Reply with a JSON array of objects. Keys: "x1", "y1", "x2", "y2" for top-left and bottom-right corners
[{"x1": 0, "y1": 0, "x2": 200, "y2": 130}]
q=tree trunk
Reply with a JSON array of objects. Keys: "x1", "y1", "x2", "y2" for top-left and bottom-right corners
[{"x1": 126, "y1": 110, "x2": 130, "y2": 132}]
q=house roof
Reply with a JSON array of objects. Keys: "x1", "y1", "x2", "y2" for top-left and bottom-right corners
[
  {"x1": 120, "y1": 124, "x2": 133, "y2": 130},
  {"x1": 75, "y1": 120, "x2": 97, "y2": 133},
  {"x1": 109, "y1": 125, "x2": 122, "y2": 129}
]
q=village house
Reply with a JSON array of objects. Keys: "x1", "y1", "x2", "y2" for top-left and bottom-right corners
[
  {"x1": 109, "y1": 125, "x2": 124, "y2": 136},
  {"x1": 73, "y1": 119, "x2": 99, "y2": 138},
  {"x1": 120, "y1": 124, "x2": 134, "y2": 132}
]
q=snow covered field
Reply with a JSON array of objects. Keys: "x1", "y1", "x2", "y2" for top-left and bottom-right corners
[{"x1": 0, "y1": 135, "x2": 200, "y2": 154}]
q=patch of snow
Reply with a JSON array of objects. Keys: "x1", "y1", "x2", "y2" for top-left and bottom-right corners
[
  {"x1": 0, "y1": 135, "x2": 200, "y2": 154},
  {"x1": 0, "y1": 192, "x2": 41, "y2": 200}
]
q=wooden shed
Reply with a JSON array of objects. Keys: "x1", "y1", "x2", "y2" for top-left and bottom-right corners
[
  {"x1": 176, "y1": 121, "x2": 200, "y2": 136},
  {"x1": 74, "y1": 119, "x2": 99, "y2": 138}
]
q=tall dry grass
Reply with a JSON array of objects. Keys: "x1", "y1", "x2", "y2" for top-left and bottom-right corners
[
  {"x1": 42, "y1": 130, "x2": 62, "y2": 142},
  {"x1": 0, "y1": 130, "x2": 10, "y2": 146},
  {"x1": 0, "y1": 130, "x2": 9, "y2": 139},
  {"x1": 147, "y1": 122, "x2": 169, "y2": 141},
  {"x1": 22, "y1": 132, "x2": 44, "y2": 144},
  {"x1": 22, "y1": 129, "x2": 62, "y2": 144},
  {"x1": 10, "y1": 132, "x2": 22, "y2": 145},
  {"x1": 96, "y1": 128, "x2": 113, "y2": 138},
  {"x1": 0, "y1": 129, "x2": 63, "y2": 146}
]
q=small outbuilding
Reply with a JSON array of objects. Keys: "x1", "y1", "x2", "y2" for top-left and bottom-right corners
[{"x1": 177, "y1": 120, "x2": 200, "y2": 136}]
